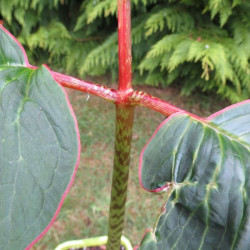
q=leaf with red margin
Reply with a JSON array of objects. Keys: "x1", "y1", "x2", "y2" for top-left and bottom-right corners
[
  {"x1": 139, "y1": 101, "x2": 250, "y2": 249},
  {"x1": 0, "y1": 26, "x2": 80, "y2": 249}
]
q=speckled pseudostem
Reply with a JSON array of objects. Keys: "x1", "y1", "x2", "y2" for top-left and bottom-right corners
[{"x1": 107, "y1": 105, "x2": 135, "y2": 250}]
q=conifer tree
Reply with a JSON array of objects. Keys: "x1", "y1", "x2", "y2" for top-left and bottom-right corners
[{"x1": 1, "y1": 0, "x2": 249, "y2": 102}]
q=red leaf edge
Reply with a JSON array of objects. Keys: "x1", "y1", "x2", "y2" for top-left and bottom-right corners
[
  {"x1": 0, "y1": 25, "x2": 32, "y2": 67},
  {"x1": 25, "y1": 65, "x2": 81, "y2": 250},
  {"x1": 206, "y1": 99, "x2": 250, "y2": 121},
  {"x1": 138, "y1": 111, "x2": 187, "y2": 193},
  {"x1": 0, "y1": 25, "x2": 81, "y2": 249},
  {"x1": 134, "y1": 228, "x2": 153, "y2": 250},
  {"x1": 139, "y1": 100, "x2": 250, "y2": 193}
]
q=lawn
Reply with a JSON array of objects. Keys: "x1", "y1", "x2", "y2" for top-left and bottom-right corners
[{"x1": 31, "y1": 82, "x2": 228, "y2": 249}]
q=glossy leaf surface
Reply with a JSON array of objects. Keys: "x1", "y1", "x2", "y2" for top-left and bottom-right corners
[
  {"x1": 139, "y1": 102, "x2": 250, "y2": 249},
  {"x1": 0, "y1": 26, "x2": 80, "y2": 249}
]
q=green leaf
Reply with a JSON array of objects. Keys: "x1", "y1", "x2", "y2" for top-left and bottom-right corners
[
  {"x1": 0, "y1": 26, "x2": 80, "y2": 249},
  {"x1": 139, "y1": 101, "x2": 250, "y2": 249}
]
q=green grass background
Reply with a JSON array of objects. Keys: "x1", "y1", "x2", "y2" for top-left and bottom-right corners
[{"x1": 31, "y1": 83, "x2": 228, "y2": 249}]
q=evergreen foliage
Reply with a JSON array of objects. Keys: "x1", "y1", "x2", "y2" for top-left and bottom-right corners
[{"x1": 0, "y1": 0, "x2": 249, "y2": 102}]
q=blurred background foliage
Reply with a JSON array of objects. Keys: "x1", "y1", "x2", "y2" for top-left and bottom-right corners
[{"x1": 0, "y1": 0, "x2": 249, "y2": 103}]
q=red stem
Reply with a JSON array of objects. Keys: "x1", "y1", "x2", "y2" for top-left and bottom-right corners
[
  {"x1": 53, "y1": 71, "x2": 186, "y2": 117},
  {"x1": 54, "y1": 71, "x2": 185, "y2": 116},
  {"x1": 129, "y1": 91, "x2": 184, "y2": 116},
  {"x1": 118, "y1": 0, "x2": 132, "y2": 92},
  {"x1": 52, "y1": 0, "x2": 185, "y2": 118},
  {"x1": 52, "y1": 72, "x2": 117, "y2": 103},
  {"x1": 50, "y1": 0, "x2": 199, "y2": 119}
]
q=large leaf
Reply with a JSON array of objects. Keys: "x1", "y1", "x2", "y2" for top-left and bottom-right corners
[
  {"x1": 0, "y1": 26, "x2": 80, "y2": 249},
  {"x1": 139, "y1": 101, "x2": 250, "y2": 249}
]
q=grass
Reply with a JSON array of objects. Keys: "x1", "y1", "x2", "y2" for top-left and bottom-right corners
[{"x1": 31, "y1": 84, "x2": 229, "y2": 249}]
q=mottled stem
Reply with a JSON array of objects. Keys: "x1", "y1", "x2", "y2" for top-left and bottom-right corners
[{"x1": 107, "y1": 105, "x2": 134, "y2": 250}]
